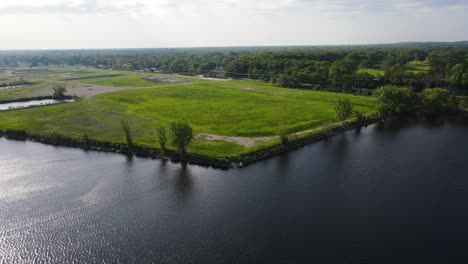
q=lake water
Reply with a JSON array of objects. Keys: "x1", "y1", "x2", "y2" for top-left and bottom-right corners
[
  {"x1": 0, "y1": 99, "x2": 74, "y2": 110},
  {"x1": 0, "y1": 117, "x2": 467, "y2": 263}
]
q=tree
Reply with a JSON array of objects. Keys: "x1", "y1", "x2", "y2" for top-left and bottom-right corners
[
  {"x1": 52, "y1": 84, "x2": 67, "y2": 99},
  {"x1": 156, "y1": 125, "x2": 168, "y2": 150},
  {"x1": 421, "y1": 88, "x2": 453, "y2": 113},
  {"x1": 277, "y1": 74, "x2": 299, "y2": 88},
  {"x1": 120, "y1": 119, "x2": 133, "y2": 152},
  {"x1": 170, "y1": 121, "x2": 194, "y2": 155},
  {"x1": 333, "y1": 98, "x2": 353, "y2": 124},
  {"x1": 373, "y1": 85, "x2": 415, "y2": 115}
]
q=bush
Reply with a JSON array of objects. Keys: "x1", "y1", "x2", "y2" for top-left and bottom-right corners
[
  {"x1": 278, "y1": 130, "x2": 290, "y2": 146},
  {"x1": 81, "y1": 133, "x2": 90, "y2": 143},
  {"x1": 4, "y1": 129, "x2": 28, "y2": 138},
  {"x1": 354, "y1": 111, "x2": 366, "y2": 122},
  {"x1": 156, "y1": 125, "x2": 168, "y2": 150},
  {"x1": 459, "y1": 98, "x2": 468, "y2": 109},
  {"x1": 47, "y1": 131, "x2": 67, "y2": 144},
  {"x1": 333, "y1": 98, "x2": 353, "y2": 124}
]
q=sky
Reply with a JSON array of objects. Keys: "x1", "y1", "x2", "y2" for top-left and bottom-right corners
[{"x1": 0, "y1": 0, "x2": 467, "y2": 49}]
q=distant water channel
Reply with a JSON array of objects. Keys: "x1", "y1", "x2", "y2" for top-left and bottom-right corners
[
  {"x1": 0, "y1": 99, "x2": 74, "y2": 110},
  {"x1": 0, "y1": 116, "x2": 467, "y2": 263},
  {"x1": 0, "y1": 85, "x2": 29, "y2": 90}
]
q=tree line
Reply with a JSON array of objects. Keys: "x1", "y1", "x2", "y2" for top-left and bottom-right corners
[{"x1": 1, "y1": 43, "x2": 467, "y2": 94}]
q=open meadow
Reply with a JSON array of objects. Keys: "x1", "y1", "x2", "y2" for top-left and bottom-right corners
[{"x1": 0, "y1": 67, "x2": 377, "y2": 158}]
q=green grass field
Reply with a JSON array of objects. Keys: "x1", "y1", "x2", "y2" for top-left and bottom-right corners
[
  {"x1": 358, "y1": 68, "x2": 386, "y2": 77},
  {"x1": 0, "y1": 67, "x2": 377, "y2": 158},
  {"x1": 405, "y1": 61, "x2": 430, "y2": 74},
  {"x1": 0, "y1": 67, "x2": 204, "y2": 101}
]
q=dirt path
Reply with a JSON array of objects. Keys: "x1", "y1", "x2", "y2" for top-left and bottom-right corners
[
  {"x1": 197, "y1": 121, "x2": 348, "y2": 147},
  {"x1": 197, "y1": 133, "x2": 273, "y2": 147},
  {"x1": 66, "y1": 79, "x2": 226, "y2": 97},
  {"x1": 175, "y1": 74, "x2": 231, "y2": 82},
  {"x1": 37, "y1": 79, "x2": 225, "y2": 98}
]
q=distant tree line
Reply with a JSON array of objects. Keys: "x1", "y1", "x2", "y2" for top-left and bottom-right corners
[{"x1": 1, "y1": 44, "x2": 468, "y2": 94}]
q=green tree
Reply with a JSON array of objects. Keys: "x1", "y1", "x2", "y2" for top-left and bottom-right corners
[
  {"x1": 52, "y1": 84, "x2": 67, "y2": 99},
  {"x1": 120, "y1": 119, "x2": 133, "y2": 152},
  {"x1": 277, "y1": 74, "x2": 298, "y2": 88},
  {"x1": 170, "y1": 121, "x2": 194, "y2": 155},
  {"x1": 421, "y1": 88, "x2": 453, "y2": 112},
  {"x1": 354, "y1": 111, "x2": 366, "y2": 122},
  {"x1": 373, "y1": 85, "x2": 415, "y2": 115},
  {"x1": 156, "y1": 125, "x2": 168, "y2": 150},
  {"x1": 333, "y1": 98, "x2": 353, "y2": 124}
]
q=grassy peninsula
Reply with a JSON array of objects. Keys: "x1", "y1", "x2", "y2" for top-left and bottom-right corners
[{"x1": 0, "y1": 67, "x2": 376, "y2": 161}]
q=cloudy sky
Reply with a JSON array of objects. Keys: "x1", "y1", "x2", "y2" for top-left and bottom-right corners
[{"x1": 1, "y1": 0, "x2": 467, "y2": 49}]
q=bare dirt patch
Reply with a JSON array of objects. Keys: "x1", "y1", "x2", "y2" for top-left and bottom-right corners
[
  {"x1": 62, "y1": 74, "x2": 123, "y2": 81},
  {"x1": 144, "y1": 76, "x2": 189, "y2": 84},
  {"x1": 65, "y1": 83, "x2": 138, "y2": 97},
  {"x1": 197, "y1": 121, "x2": 348, "y2": 147},
  {"x1": 197, "y1": 133, "x2": 273, "y2": 147}
]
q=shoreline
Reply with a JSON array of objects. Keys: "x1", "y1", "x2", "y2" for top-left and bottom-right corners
[{"x1": 0, "y1": 116, "x2": 382, "y2": 169}]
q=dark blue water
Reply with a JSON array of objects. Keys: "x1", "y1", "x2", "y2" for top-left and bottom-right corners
[{"x1": 1, "y1": 117, "x2": 467, "y2": 263}]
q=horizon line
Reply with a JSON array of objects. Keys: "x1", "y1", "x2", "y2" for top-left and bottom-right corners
[{"x1": 1, "y1": 40, "x2": 468, "y2": 52}]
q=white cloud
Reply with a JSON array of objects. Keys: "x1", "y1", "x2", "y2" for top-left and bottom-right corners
[{"x1": 0, "y1": 0, "x2": 467, "y2": 49}]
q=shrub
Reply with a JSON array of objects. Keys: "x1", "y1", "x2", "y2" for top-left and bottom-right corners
[
  {"x1": 81, "y1": 133, "x2": 90, "y2": 143},
  {"x1": 156, "y1": 125, "x2": 168, "y2": 150},
  {"x1": 333, "y1": 98, "x2": 353, "y2": 124},
  {"x1": 355, "y1": 111, "x2": 366, "y2": 122},
  {"x1": 120, "y1": 119, "x2": 133, "y2": 152},
  {"x1": 459, "y1": 98, "x2": 468, "y2": 109},
  {"x1": 278, "y1": 130, "x2": 290, "y2": 146}
]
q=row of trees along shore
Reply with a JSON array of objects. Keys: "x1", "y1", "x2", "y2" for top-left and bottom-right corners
[
  {"x1": 120, "y1": 120, "x2": 194, "y2": 156},
  {"x1": 332, "y1": 86, "x2": 462, "y2": 122},
  {"x1": 2, "y1": 44, "x2": 468, "y2": 94}
]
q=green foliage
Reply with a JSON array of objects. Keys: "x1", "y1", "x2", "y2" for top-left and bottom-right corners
[
  {"x1": 0, "y1": 78, "x2": 375, "y2": 157},
  {"x1": 278, "y1": 130, "x2": 290, "y2": 146},
  {"x1": 420, "y1": 88, "x2": 453, "y2": 112},
  {"x1": 170, "y1": 121, "x2": 194, "y2": 155},
  {"x1": 120, "y1": 119, "x2": 133, "y2": 151},
  {"x1": 354, "y1": 111, "x2": 366, "y2": 122},
  {"x1": 333, "y1": 98, "x2": 353, "y2": 123},
  {"x1": 277, "y1": 74, "x2": 299, "y2": 88},
  {"x1": 2, "y1": 45, "x2": 468, "y2": 92},
  {"x1": 405, "y1": 61, "x2": 430, "y2": 74},
  {"x1": 357, "y1": 68, "x2": 385, "y2": 77},
  {"x1": 458, "y1": 98, "x2": 468, "y2": 110},
  {"x1": 373, "y1": 85, "x2": 415, "y2": 114},
  {"x1": 52, "y1": 84, "x2": 67, "y2": 99},
  {"x1": 155, "y1": 125, "x2": 168, "y2": 150}
]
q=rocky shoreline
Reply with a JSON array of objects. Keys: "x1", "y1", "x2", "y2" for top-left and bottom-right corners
[{"x1": 0, "y1": 117, "x2": 382, "y2": 169}]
